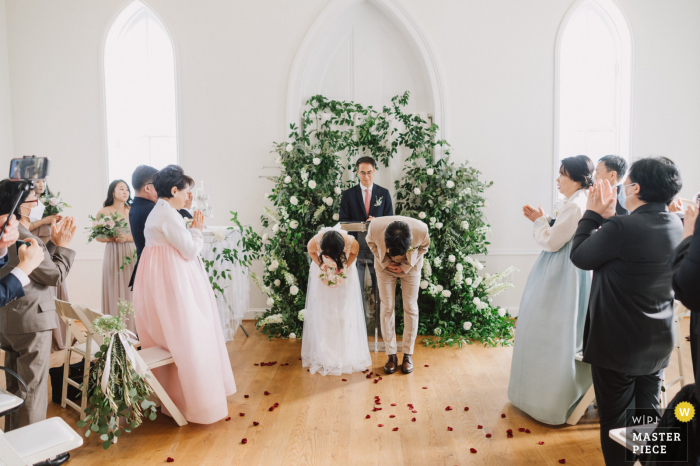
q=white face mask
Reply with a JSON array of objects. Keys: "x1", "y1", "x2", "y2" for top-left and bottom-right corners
[
  {"x1": 21, "y1": 200, "x2": 45, "y2": 222},
  {"x1": 619, "y1": 183, "x2": 637, "y2": 210}
]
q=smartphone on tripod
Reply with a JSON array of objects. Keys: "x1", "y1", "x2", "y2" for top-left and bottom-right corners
[{"x1": 0, "y1": 156, "x2": 51, "y2": 242}]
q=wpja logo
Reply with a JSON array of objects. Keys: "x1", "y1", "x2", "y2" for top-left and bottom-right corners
[{"x1": 623, "y1": 406, "x2": 693, "y2": 462}]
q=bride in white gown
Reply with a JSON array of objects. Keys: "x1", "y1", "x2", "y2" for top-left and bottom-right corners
[{"x1": 301, "y1": 226, "x2": 371, "y2": 376}]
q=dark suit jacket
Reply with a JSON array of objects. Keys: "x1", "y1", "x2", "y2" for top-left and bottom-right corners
[
  {"x1": 129, "y1": 198, "x2": 192, "y2": 288},
  {"x1": 0, "y1": 253, "x2": 24, "y2": 308},
  {"x1": 570, "y1": 203, "x2": 683, "y2": 375},
  {"x1": 338, "y1": 184, "x2": 393, "y2": 239},
  {"x1": 0, "y1": 225, "x2": 75, "y2": 334}
]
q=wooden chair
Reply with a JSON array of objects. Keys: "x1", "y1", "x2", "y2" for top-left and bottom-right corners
[
  {"x1": 566, "y1": 351, "x2": 597, "y2": 425},
  {"x1": 660, "y1": 301, "x2": 690, "y2": 410},
  {"x1": 54, "y1": 299, "x2": 187, "y2": 426}
]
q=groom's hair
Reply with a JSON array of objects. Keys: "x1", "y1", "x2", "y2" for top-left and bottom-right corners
[{"x1": 385, "y1": 221, "x2": 412, "y2": 256}]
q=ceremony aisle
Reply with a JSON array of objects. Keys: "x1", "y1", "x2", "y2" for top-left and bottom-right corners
[{"x1": 40, "y1": 319, "x2": 694, "y2": 466}]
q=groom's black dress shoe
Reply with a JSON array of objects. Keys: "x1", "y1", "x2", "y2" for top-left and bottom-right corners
[
  {"x1": 384, "y1": 354, "x2": 398, "y2": 374},
  {"x1": 34, "y1": 453, "x2": 70, "y2": 466},
  {"x1": 401, "y1": 354, "x2": 414, "y2": 374}
]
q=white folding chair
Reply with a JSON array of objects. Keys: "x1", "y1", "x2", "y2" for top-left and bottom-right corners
[
  {"x1": 54, "y1": 300, "x2": 187, "y2": 427},
  {"x1": 566, "y1": 351, "x2": 597, "y2": 425},
  {"x1": 660, "y1": 301, "x2": 690, "y2": 410}
]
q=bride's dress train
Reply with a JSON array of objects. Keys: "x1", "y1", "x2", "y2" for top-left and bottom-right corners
[{"x1": 301, "y1": 227, "x2": 371, "y2": 376}]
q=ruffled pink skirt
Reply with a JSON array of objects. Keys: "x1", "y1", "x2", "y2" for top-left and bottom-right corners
[{"x1": 133, "y1": 244, "x2": 236, "y2": 424}]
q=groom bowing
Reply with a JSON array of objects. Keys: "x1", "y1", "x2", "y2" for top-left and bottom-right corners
[
  {"x1": 339, "y1": 157, "x2": 393, "y2": 329},
  {"x1": 366, "y1": 216, "x2": 430, "y2": 374}
]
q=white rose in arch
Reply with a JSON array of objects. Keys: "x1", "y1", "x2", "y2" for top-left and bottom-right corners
[
  {"x1": 462, "y1": 220, "x2": 470, "y2": 229},
  {"x1": 456, "y1": 263, "x2": 463, "y2": 271},
  {"x1": 290, "y1": 285, "x2": 299, "y2": 296},
  {"x1": 324, "y1": 197, "x2": 333, "y2": 206},
  {"x1": 435, "y1": 222, "x2": 443, "y2": 229},
  {"x1": 284, "y1": 176, "x2": 292, "y2": 184},
  {"x1": 298, "y1": 309, "x2": 305, "y2": 321},
  {"x1": 290, "y1": 220, "x2": 299, "y2": 229},
  {"x1": 214, "y1": 228, "x2": 226, "y2": 242},
  {"x1": 290, "y1": 196, "x2": 298, "y2": 206},
  {"x1": 463, "y1": 321, "x2": 472, "y2": 331},
  {"x1": 426, "y1": 168, "x2": 434, "y2": 176},
  {"x1": 334, "y1": 186, "x2": 342, "y2": 195},
  {"x1": 465, "y1": 277, "x2": 473, "y2": 286},
  {"x1": 442, "y1": 290, "x2": 451, "y2": 298},
  {"x1": 448, "y1": 255, "x2": 456, "y2": 263},
  {"x1": 288, "y1": 333, "x2": 296, "y2": 339},
  {"x1": 313, "y1": 157, "x2": 321, "y2": 165},
  {"x1": 272, "y1": 224, "x2": 279, "y2": 232},
  {"x1": 476, "y1": 261, "x2": 484, "y2": 270},
  {"x1": 262, "y1": 233, "x2": 269, "y2": 241},
  {"x1": 484, "y1": 200, "x2": 490, "y2": 208},
  {"x1": 266, "y1": 297, "x2": 274, "y2": 306},
  {"x1": 285, "y1": 143, "x2": 294, "y2": 152},
  {"x1": 274, "y1": 279, "x2": 281, "y2": 287},
  {"x1": 414, "y1": 188, "x2": 421, "y2": 195},
  {"x1": 429, "y1": 217, "x2": 436, "y2": 224},
  {"x1": 308, "y1": 180, "x2": 317, "y2": 189},
  {"x1": 418, "y1": 212, "x2": 426, "y2": 219},
  {"x1": 420, "y1": 280, "x2": 429, "y2": 289},
  {"x1": 473, "y1": 297, "x2": 481, "y2": 305},
  {"x1": 333, "y1": 213, "x2": 339, "y2": 221},
  {"x1": 436, "y1": 285, "x2": 443, "y2": 292},
  {"x1": 275, "y1": 157, "x2": 282, "y2": 165},
  {"x1": 498, "y1": 308, "x2": 507, "y2": 317},
  {"x1": 434, "y1": 328, "x2": 442, "y2": 336}
]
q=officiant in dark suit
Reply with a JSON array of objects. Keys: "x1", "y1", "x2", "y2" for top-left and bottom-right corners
[
  {"x1": 339, "y1": 157, "x2": 393, "y2": 333},
  {"x1": 570, "y1": 157, "x2": 683, "y2": 466}
]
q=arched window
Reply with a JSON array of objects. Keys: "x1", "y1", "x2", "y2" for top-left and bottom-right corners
[
  {"x1": 556, "y1": 0, "x2": 631, "y2": 174},
  {"x1": 104, "y1": 1, "x2": 178, "y2": 188}
]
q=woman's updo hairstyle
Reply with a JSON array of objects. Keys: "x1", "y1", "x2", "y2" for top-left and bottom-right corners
[
  {"x1": 319, "y1": 230, "x2": 346, "y2": 271},
  {"x1": 152, "y1": 165, "x2": 194, "y2": 199},
  {"x1": 559, "y1": 155, "x2": 595, "y2": 189}
]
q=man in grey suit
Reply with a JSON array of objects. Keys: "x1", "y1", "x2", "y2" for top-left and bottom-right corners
[{"x1": 0, "y1": 180, "x2": 77, "y2": 431}]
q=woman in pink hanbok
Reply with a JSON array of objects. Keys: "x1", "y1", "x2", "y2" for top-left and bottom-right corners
[{"x1": 133, "y1": 165, "x2": 235, "y2": 424}]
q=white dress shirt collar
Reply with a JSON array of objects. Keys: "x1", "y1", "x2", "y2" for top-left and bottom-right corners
[{"x1": 359, "y1": 183, "x2": 373, "y2": 194}]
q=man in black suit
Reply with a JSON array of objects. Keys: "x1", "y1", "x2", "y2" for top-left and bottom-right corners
[
  {"x1": 128, "y1": 165, "x2": 159, "y2": 289},
  {"x1": 570, "y1": 157, "x2": 683, "y2": 466},
  {"x1": 0, "y1": 214, "x2": 44, "y2": 307},
  {"x1": 595, "y1": 155, "x2": 629, "y2": 216},
  {"x1": 339, "y1": 157, "x2": 393, "y2": 330}
]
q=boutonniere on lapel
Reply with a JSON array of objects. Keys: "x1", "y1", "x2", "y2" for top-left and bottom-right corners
[
  {"x1": 374, "y1": 196, "x2": 383, "y2": 207},
  {"x1": 407, "y1": 246, "x2": 417, "y2": 254},
  {"x1": 183, "y1": 217, "x2": 193, "y2": 229}
]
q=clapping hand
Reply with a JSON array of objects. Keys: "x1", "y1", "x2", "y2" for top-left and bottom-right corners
[
  {"x1": 50, "y1": 216, "x2": 77, "y2": 248},
  {"x1": 190, "y1": 210, "x2": 205, "y2": 231},
  {"x1": 0, "y1": 214, "x2": 20, "y2": 249},
  {"x1": 387, "y1": 262, "x2": 402, "y2": 274},
  {"x1": 523, "y1": 204, "x2": 545, "y2": 223},
  {"x1": 586, "y1": 180, "x2": 617, "y2": 219},
  {"x1": 17, "y1": 238, "x2": 44, "y2": 276},
  {"x1": 683, "y1": 205, "x2": 698, "y2": 240},
  {"x1": 669, "y1": 198, "x2": 684, "y2": 213}
]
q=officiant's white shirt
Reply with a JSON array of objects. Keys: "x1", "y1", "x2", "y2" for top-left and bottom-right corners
[{"x1": 360, "y1": 183, "x2": 374, "y2": 197}]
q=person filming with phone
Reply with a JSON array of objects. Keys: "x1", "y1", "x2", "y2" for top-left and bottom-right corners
[{"x1": 0, "y1": 178, "x2": 77, "y2": 432}]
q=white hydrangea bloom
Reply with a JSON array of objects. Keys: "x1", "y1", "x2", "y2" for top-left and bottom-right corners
[
  {"x1": 461, "y1": 220, "x2": 469, "y2": 229},
  {"x1": 434, "y1": 257, "x2": 442, "y2": 268},
  {"x1": 475, "y1": 261, "x2": 484, "y2": 270},
  {"x1": 456, "y1": 263, "x2": 463, "y2": 271},
  {"x1": 465, "y1": 277, "x2": 473, "y2": 286},
  {"x1": 446, "y1": 180, "x2": 455, "y2": 188},
  {"x1": 473, "y1": 297, "x2": 481, "y2": 305},
  {"x1": 448, "y1": 255, "x2": 456, "y2": 262},
  {"x1": 430, "y1": 217, "x2": 436, "y2": 224},
  {"x1": 463, "y1": 321, "x2": 472, "y2": 331},
  {"x1": 298, "y1": 309, "x2": 305, "y2": 321},
  {"x1": 266, "y1": 297, "x2": 274, "y2": 306},
  {"x1": 324, "y1": 197, "x2": 333, "y2": 206},
  {"x1": 498, "y1": 308, "x2": 507, "y2": 317}
]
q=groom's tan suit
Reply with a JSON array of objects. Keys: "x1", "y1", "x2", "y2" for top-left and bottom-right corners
[{"x1": 366, "y1": 216, "x2": 430, "y2": 355}]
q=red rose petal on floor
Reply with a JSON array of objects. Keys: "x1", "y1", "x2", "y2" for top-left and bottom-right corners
[
  {"x1": 342, "y1": 379, "x2": 347, "y2": 381},
  {"x1": 477, "y1": 425, "x2": 483, "y2": 429},
  {"x1": 445, "y1": 406, "x2": 453, "y2": 411},
  {"x1": 253, "y1": 422, "x2": 259, "y2": 426},
  {"x1": 369, "y1": 372, "x2": 373, "y2": 376},
  {"x1": 412, "y1": 410, "x2": 417, "y2": 413},
  {"x1": 391, "y1": 403, "x2": 396, "y2": 406},
  {"x1": 422, "y1": 386, "x2": 428, "y2": 389},
  {"x1": 539, "y1": 442, "x2": 545, "y2": 445},
  {"x1": 525, "y1": 429, "x2": 531, "y2": 433},
  {"x1": 225, "y1": 417, "x2": 231, "y2": 421},
  {"x1": 307, "y1": 369, "x2": 310, "y2": 371},
  {"x1": 447, "y1": 427, "x2": 453, "y2": 431},
  {"x1": 392, "y1": 427, "x2": 399, "y2": 431},
  {"x1": 366, "y1": 374, "x2": 371, "y2": 378},
  {"x1": 373, "y1": 380, "x2": 378, "y2": 384},
  {"x1": 424, "y1": 365, "x2": 429, "y2": 367},
  {"x1": 254, "y1": 364, "x2": 259, "y2": 366},
  {"x1": 366, "y1": 415, "x2": 370, "y2": 419},
  {"x1": 390, "y1": 415, "x2": 395, "y2": 418},
  {"x1": 559, "y1": 460, "x2": 566, "y2": 464},
  {"x1": 470, "y1": 448, "x2": 477, "y2": 454},
  {"x1": 507, "y1": 434, "x2": 513, "y2": 438},
  {"x1": 268, "y1": 407, "x2": 274, "y2": 411},
  {"x1": 485, "y1": 433, "x2": 492, "y2": 438},
  {"x1": 274, "y1": 403, "x2": 279, "y2": 407},
  {"x1": 298, "y1": 357, "x2": 301, "y2": 360},
  {"x1": 464, "y1": 407, "x2": 469, "y2": 411},
  {"x1": 241, "y1": 439, "x2": 247, "y2": 444},
  {"x1": 378, "y1": 377, "x2": 383, "y2": 380},
  {"x1": 376, "y1": 402, "x2": 381, "y2": 405},
  {"x1": 167, "y1": 457, "x2": 175, "y2": 462},
  {"x1": 518, "y1": 428, "x2": 525, "y2": 432},
  {"x1": 412, "y1": 418, "x2": 416, "y2": 422},
  {"x1": 264, "y1": 391, "x2": 270, "y2": 395},
  {"x1": 377, "y1": 424, "x2": 384, "y2": 427},
  {"x1": 501, "y1": 414, "x2": 506, "y2": 418},
  {"x1": 244, "y1": 395, "x2": 249, "y2": 398}
]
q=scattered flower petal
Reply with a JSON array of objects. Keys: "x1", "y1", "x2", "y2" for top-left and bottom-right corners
[
  {"x1": 470, "y1": 448, "x2": 477, "y2": 454},
  {"x1": 501, "y1": 414, "x2": 506, "y2": 418},
  {"x1": 244, "y1": 395, "x2": 249, "y2": 398},
  {"x1": 254, "y1": 363, "x2": 259, "y2": 366},
  {"x1": 342, "y1": 379, "x2": 347, "y2": 382},
  {"x1": 559, "y1": 461, "x2": 566, "y2": 464},
  {"x1": 378, "y1": 424, "x2": 384, "y2": 427},
  {"x1": 241, "y1": 439, "x2": 247, "y2": 444},
  {"x1": 412, "y1": 418, "x2": 416, "y2": 422},
  {"x1": 422, "y1": 387, "x2": 428, "y2": 389},
  {"x1": 507, "y1": 429, "x2": 513, "y2": 434},
  {"x1": 253, "y1": 422, "x2": 259, "y2": 426},
  {"x1": 525, "y1": 429, "x2": 531, "y2": 434},
  {"x1": 477, "y1": 425, "x2": 483, "y2": 429},
  {"x1": 167, "y1": 458, "x2": 175, "y2": 463},
  {"x1": 264, "y1": 391, "x2": 270, "y2": 396},
  {"x1": 424, "y1": 365, "x2": 429, "y2": 367},
  {"x1": 274, "y1": 403, "x2": 279, "y2": 407},
  {"x1": 268, "y1": 407, "x2": 274, "y2": 412},
  {"x1": 464, "y1": 407, "x2": 469, "y2": 411},
  {"x1": 366, "y1": 415, "x2": 370, "y2": 419},
  {"x1": 539, "y1": 442, "x2": 545, "y2": 445},
  {"x1": 392, "y1": 427, "x2": 399, "y2": 431},
  {"x1": 445, "y1": 406, "x2": 453, "y2": 411},
  {"x1": 518, "y1": 428, "x2": 525, "y2": 432},
  {"x1": 239, "y1": 413, "x2": 245, "y2": 417},
  {"x1": 486, "y1": 433, "x2": 492, "y2": 438},
  {"x1": 412, "y1": 410, "x2": 417, "y2": 413},
  {"x1": 225, "y1": 417, "x2": 231, "y2": 421},
  {"x1": 447, "y1": 427, "x2": 453, "y2": 431},
  {"x1": 390, "y1": 415, "x2": 395, "y2": 418},
  {"x1": 391, "y1": 403, "x2": 397, "y2": 406}
]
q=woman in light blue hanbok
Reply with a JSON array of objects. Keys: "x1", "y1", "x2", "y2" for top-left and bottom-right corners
[{"x1": 508, "y1": 155, "x2": 595, "y2": 425}]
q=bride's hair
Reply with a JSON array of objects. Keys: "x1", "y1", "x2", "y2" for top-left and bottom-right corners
[{"x1": 319, "y1": 231, "x2": 346, "y2": 270}]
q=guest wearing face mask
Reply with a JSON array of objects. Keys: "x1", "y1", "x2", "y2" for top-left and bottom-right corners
[
  {"x1": 0, "y1": 180, "x2": 77, "y2": 431},
  {"x1": 96, "y1": 180, "x2": 137, "y2": 334}
]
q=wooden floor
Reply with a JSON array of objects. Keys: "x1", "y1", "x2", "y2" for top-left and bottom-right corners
[{"x1": 36, "y1": 318, "x2": 694, "y2": 466}]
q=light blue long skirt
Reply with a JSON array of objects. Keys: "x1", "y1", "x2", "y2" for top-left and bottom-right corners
[{"x1": 507, "y1": 240, "x2": 592, "y2": 425}]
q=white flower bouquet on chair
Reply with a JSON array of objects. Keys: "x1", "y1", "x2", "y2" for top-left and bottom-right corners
[
  {"x1": 318, "y1": 262, "x2": 347, "y2": 288},
  {"x1": 77, "y1": 300, "x2": 156, "y2": 450}
]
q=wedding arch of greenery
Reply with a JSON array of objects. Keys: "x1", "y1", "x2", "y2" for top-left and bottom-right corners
[{"x1": 232, "y1": 92, "x2": 516, "y2": 347}]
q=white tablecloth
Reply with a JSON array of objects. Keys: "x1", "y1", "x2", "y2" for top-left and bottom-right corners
[{"x1": 201, "y1": 227, "x2": 249, "y2": 341}]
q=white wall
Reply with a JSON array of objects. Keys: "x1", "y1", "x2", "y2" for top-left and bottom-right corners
[
  {"x1": 1, "y1": 0, "x2": 698, "y2": 313},
  {"x1": 0, "y1": 0, "x2": 13, "y2": 160}
]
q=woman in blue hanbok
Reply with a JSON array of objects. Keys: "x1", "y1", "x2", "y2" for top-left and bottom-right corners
[{"x1": 508, "y1": 155, "x2": 595, "y2": 425}]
